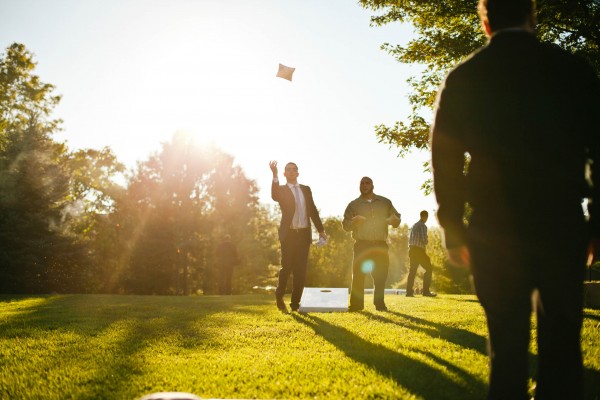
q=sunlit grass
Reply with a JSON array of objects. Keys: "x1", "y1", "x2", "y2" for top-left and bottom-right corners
[{"x1": 0, "y1": 294, "x2": 598, "y2": 399}]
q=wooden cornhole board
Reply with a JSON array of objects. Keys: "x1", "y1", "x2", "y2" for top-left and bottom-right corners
[{"x1": 298, "y1": 287, "x2": 348, "y2": 313}]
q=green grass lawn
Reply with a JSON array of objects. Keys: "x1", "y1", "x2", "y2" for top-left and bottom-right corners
[{"x1": 0, "y1": 294, "x2": 598, "y2": 400}]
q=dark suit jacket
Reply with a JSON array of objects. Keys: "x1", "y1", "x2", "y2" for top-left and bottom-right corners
[
  {"x1": 432, "y1": 30, "x2": 600, "y2": 248},
  {"x1": 271, "y1": 181, "x2": 324, "y2": 243}
]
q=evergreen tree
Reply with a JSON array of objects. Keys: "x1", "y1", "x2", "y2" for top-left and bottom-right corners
[{"x1": 0, "y1": 43, "x2": 81, "y2": 292}]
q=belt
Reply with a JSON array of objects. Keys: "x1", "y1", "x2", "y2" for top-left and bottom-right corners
[
  {"x1": 356, "y1": 240, "x2": 386, "y2": 245},
  {"x1": 289, "y1": 227, "x2": 310, "y2": 232}
]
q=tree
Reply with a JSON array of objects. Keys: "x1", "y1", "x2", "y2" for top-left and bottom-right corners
[
  {"x1": 63, "y1": 147, "x2": 126, "y2": 292},
  {"x1": 359, "y1": 0, "x2": 600, "y2": 193},
  {"x1": 121, "y1": 132, "x2": 213, "y2": 294},
  {"x1": 234, "y1": 204, "x2": 280, "y2": 294},
  {"x1": 387, "y1": 224, "x2": 409, "y2": 288},
  {"x1": 120, "y1": 132, "x2": 274, "y2": 295},
  {"x1": 203, "y1": 148, "x2": 270, "y2": 295},
  {"x1": 0, "y1": 43, "x2": 128, "y2": 293},
  {"x1": 0, "y1": 43, "x2": 62, "y2": 142},
  {"x1": 307, "y1": 217, "x2": 355, "y2": 288},
  {"x1": 0, "y1": 43, "x2": 83, "y2": 293}
]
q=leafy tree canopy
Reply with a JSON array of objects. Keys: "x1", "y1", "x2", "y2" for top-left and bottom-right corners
[
  {"x1": 0, "y1": 43, "x2": 62, "y2": 143},
  {"x1": 0, "y1": 43, "x2": 127, "y2": 293},
  {"x1": 360, "y1": 0, "x2": 600, "y2": 192}
]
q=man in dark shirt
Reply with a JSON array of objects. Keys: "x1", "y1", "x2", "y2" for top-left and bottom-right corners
[
  {"x1": 431, "y1": 0, "x2": 600, "y2": 398},
  {"x1": 342, "y1": 177, "x2": 401, "y2": 311}
]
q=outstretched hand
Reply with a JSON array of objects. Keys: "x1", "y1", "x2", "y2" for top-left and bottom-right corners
[{"x1": 269, "y1": 160, "x2": 278, "y2": 177}]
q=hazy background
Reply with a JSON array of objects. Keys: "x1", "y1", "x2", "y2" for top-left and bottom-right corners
[{"x1": 0, "y1": 0, "x2": 437, "y2": 224}]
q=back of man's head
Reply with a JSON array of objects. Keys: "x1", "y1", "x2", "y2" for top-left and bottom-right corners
[{"x1": 478, "y1": 0, "x2": 535, "y2": 32}]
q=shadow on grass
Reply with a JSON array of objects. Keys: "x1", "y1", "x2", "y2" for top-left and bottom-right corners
[
  {"x1": 0, "y1": 294, "x2": 274, "y2": 398},
  {"x1": 0, "y1": 294, "x2": 40, "y2": 303},
  {"x1": 444, "y1": 297, "x2": 480, "y2": 303},
  {"x1": 292, "y1": 313, "x2": 487, "y2": 399},
  {"x1": 0, "y1": 294, "x2": 273, "y2": 333},
  {"x1": 381, "y1": 312, "x2": 538, "y2": 391},
  {"x1": 384, "y1": 311, "x2": 488, "y2": 356},
  {"x1": 379, "y1": 310, "x2": 600, "y2": 398},
  {"x1": 583, "y1": 311, "x2": 600, "y2": 322},
  {"x1": 0, "y1": 295, "x2": 146, "y2": 398}
]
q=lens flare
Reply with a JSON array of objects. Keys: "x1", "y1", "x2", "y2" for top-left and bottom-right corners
[{"x1": 361, "y1": 259, "x2": 375, "y2": 274}]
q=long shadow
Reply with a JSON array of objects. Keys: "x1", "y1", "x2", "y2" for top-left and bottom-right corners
[
  {"x1": 388, "y1": 311, "x2": 545, "y2": 387},
  {"x1": 444, "y1": 297, "x2": 481, "y2": 303},
  {"x1": 385, "y1": 311, "x2": 488, "y2": 355},
  {"x1": 292, "y1": 313, "x2": 487, "y2": 399},
  {"x1": 386, "y1": 310, "x2": 600, "y2": 396},
  {"x1": 0, "y1": 294, "x2": 273, "y2": 398},
  {"x1": 583, "y1": 311, "x2": 600, "y2": 322},
  {"x1": 0, "y1": 295, "x2": 142, "y2": 398},
  {"x1": 0, "y1": 294, "x2": 40, "y2": 303}
]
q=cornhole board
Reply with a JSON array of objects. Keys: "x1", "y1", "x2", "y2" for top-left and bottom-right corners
[
  {"x1": 364, "y1": 288, "x2": 406, "y2": 295},
  {"x1": 298, "y1": 287, "x2": 348, "y2": 313}
]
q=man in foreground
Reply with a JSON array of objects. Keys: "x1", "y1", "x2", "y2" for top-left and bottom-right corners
[{"x1": 431, "y1": 0, "x2": 600, "y2": 398}]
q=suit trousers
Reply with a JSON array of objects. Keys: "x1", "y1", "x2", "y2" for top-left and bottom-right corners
[
  {"x1": 276, "y1": 228, "x2": 311, "y2": 309},
  {"x1": 218, "y1": 266, "x2": 233, "y2": 295},
  {"x1": 468, "y1": 223, "x2": 586, "y2": 400},
  {"x1": 350, "y1": 240, "x2": 389, "y2": 309},
  {"x1": 406, "y1": 246, "x2": 433, "y2": 294}
]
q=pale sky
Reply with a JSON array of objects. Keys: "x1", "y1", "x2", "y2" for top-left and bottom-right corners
[{"x1": 0, "y1": 0, "x2": 438, "y2": 225}]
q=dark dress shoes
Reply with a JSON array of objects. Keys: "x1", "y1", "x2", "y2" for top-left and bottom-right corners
[{"x1": 276, "y1": 296, "x2": 287, "y2": 311}]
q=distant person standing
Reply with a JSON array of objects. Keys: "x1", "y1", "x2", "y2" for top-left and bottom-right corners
[
  {"x1": 215, "y1": 234, "x2": 239, "y2": 295},
  {"x1": 342, "y1": 177, "x2": 401, "y2": 311},
  {"x1": 431, "y1": 0, "x2": 600, "y2": 398},
  {"x1": 270, "y1": 161, "x2": 327, "y2": 312},
  {"x1": 406, "y1": 211, "x2": 437, "y2": 297}
]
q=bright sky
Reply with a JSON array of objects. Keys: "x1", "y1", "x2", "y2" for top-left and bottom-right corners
[{"x1": 0, "y1": 0, "x2": 438, "y2": 225}]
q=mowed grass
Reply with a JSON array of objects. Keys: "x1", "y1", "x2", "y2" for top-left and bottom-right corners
[{"x1": 0, "y1": 294, "x2": 598, "y2": 400}]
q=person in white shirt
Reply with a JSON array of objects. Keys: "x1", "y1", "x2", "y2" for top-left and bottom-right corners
[{"x1": 269, "y1": 161, "x2": 327, "y2": 312}]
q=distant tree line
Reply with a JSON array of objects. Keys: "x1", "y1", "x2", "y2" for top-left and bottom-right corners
[
  {"x1": 1, "y1": 43, "x2": 465, "y2": 295},
  {"x1": 307, "y1": 219, "x2": 470, "y2": 294},
  {"x1": 0, "y1": 43, "x2": 278, "y2": 295}
]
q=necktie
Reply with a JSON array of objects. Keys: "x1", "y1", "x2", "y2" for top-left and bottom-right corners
[{"x1": 293, "y1": 186, "x2": 305, "y2": 228}]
